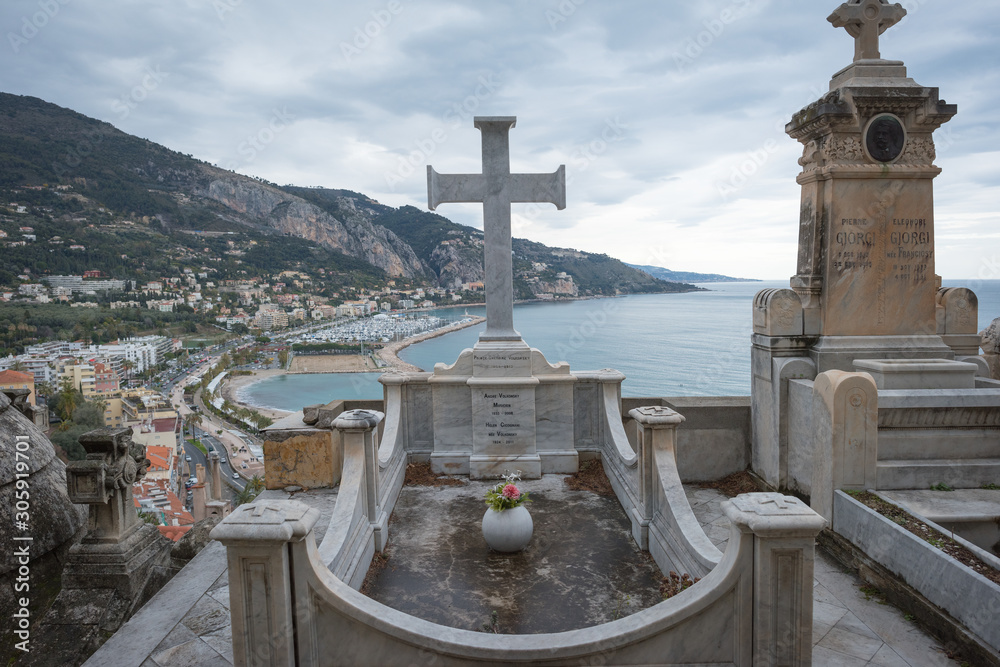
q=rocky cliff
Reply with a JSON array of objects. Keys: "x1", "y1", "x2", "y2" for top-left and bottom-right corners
[{"x1": 202, "y1": 178, "x2": 427, "y2": 279}]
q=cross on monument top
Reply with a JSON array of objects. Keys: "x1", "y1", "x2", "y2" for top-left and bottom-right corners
[
  {"x1": 428, "y1": 117, "x2": 566, "y2": 342},
  {"x1": 828, "y1": 0, "x2": 907, "y2": 62}
]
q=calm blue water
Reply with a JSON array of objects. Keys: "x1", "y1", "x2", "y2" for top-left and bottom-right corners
[{"x1": 241, "y1": 280, "x2": 1000, "y2": 411}]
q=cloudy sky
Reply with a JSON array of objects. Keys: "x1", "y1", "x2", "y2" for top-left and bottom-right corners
[{"x1": 3, "y1": 0, "x2": 999, "y2": 280}]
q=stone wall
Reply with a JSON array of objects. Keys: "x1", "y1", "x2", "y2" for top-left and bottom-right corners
[{"x1": 623, "y1": 397, "x2": 751, "y2": 483}]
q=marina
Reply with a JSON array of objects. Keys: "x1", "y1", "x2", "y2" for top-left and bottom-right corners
[{"x1": 288, "y1": 314, "x2": 468, "y2": 345}]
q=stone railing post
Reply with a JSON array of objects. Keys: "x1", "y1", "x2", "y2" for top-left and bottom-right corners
[
  {"x1": 628, "y1": 406, "x2": 685, "y2": 550},
  {"x1": 211, "y1": 500, "x2": 320, "y2": 667},
  {"x1": 724, "y1": 493, "x2": 826, "y2": 666},
  {"x1": 810, "y1": 371, "x2": 878, "y2": 522},
  {"x1": 333, "y1": 409, "x2": 387, "y2": 550}
]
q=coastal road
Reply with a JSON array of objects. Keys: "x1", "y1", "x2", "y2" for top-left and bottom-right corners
[{"x1": 180, "y1": 427, "x2": 246, "y2": 506}]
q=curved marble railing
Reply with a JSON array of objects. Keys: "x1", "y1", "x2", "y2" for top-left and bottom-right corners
[
  {"x1": 597, "y1": 378, "x2": 641, "y2": 520},
  {"x1": 213, "y1": 486, "x2": 825, "y2": 666},
  {"x1": 375, "y1": 377, "x2": 408, "y2": 517},
  {"x1": 632, "y1": 407, "x2": 724, "y2": 578},
  {"x1": 594, "y1": 381, "x2": 721, "y2": 578},
  {"x1": 314, "y1": 409, "x2": 391, "y2": 589}
]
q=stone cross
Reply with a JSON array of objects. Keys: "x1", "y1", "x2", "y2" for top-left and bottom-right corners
[
  {"x1": 828, "y1": 0, "x2": 907, "y2": 61},
  {"x1": 428, "y1": 117, "x2": 566, "y2": 342}
]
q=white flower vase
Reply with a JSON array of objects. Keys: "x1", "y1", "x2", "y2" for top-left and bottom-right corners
[{"x1": 481, "y1": 505, "x2": 533, "y2": 552}]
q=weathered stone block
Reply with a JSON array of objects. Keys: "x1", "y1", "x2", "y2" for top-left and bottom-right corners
[{"x1": 263, "y1": 430, "x2": 338, "y2": 490}]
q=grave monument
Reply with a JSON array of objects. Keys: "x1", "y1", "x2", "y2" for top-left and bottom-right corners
[
  {"x1": 752, "y1": 0, "x2": 1000, "y2": 509},
  {"x1": 425, "y1": 117, "x2": 578, "y2": 479}
]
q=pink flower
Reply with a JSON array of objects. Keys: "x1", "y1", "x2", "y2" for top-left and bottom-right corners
[{"x1": 501, "y1": 484, "x2": 520, "y2": 501}]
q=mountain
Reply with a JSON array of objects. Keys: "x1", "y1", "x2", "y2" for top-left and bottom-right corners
[
  {"x1": 627, "y1": 264, "x2": 761, "y2": 284},
  {"x1": 0, "y1": 92, "x2": 699, "y2": 296}
]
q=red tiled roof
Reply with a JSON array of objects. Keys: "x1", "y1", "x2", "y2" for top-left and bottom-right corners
[
  {"x1": 132, "y1": 478, "x2": 195, "y2": 529},
  {"x1": 158, "y1": 525, "x2": 192, "y2": 542},
  {"x1": 0, "y1": 370, "x2": 33, "y2": 384},
  {"x1": 152, "y1": 417, "x2": 179, "y2": 433},
  {"x1": 146, "y1": 445, "x2": 172, "y2": 471}
]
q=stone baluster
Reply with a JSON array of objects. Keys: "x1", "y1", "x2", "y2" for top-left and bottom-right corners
[
  {"x1": 333, "y1": 409, "x2": 388, "y2": 550},
  {"x1": 723, "y1": 493, "x2": 826, "y2": 666},
  {"x1": 628, "y1": 406, "x2": 685, "y2": 549},
  {"x1": 211, "y1": 500, "x2": 320, "y2": 667}
]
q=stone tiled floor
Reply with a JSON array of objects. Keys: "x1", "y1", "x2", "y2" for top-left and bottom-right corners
[
  {"x1": 685, "y1": 487, "x2": 960, "y2": 667},
  {"x1": 100, "y1": 485, "x2": 961, "y2": 666}
]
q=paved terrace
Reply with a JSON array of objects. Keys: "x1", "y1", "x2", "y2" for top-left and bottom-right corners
[{"x1": 87, "y1": 480, "x2": 961, "y2": 666}]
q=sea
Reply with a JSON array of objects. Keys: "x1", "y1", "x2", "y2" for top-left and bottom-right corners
[{"x1": 240, "y1": 280, "x2": 1000, "y2": 412}]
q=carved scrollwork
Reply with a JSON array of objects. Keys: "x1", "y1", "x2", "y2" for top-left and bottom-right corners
[
  {"x1": 826, "y1": 136, "x2": 866, "y2": 164},
  {"x1": 898, "y1": 136, "x2": 936, "y2": 165}
]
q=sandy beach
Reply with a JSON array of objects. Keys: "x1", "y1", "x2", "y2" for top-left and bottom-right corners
[
  {"x1": 221, "y1": 369, "x2": 294, "y2": 420},
  {"x1": 288, "y1": 354, "x2": 374, "y2": 373}
]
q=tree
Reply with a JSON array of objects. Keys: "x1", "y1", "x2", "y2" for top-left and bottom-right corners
[
  {"x1": 57, "y1": 377, "x2": 78, "y2": 428},
  {"x1": 277, "y1": 349, "x2": 289, "y2": 368},
  {"x1": 71, "y1": 402, "x2": 104, "y2": 430},
  {"x1": 251, "y1": 412, "x2": 273, "y2": 430},
  {"x1": 122, "y1": 358, "x2": 134, "y2": 387},
  {"x1": 247, "y1": 474, "x2": 265, "y2": 495},
  {"x1": 184, "y1": 411, "x2": 202, "y2": 441},
  {"x1": 232, "y1": 484, "x2": 260, "y2": 508},
  {"x1": 50, "y1": 425, "x2": 88, "y2": 460},
  {"x1": 35, "y1": 381, "x2": 54, "y2": 402}
]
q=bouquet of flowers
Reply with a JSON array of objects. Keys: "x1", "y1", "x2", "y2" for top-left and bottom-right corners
[{"x1": 484, "y1": 470, "x2": 531, "y2": 512}]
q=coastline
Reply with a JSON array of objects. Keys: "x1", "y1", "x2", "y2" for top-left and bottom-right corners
[
  {"x1": 377, "y1": 315, "x2": 485, "y2": 371},
  {"x1": 227, "y1": 315, "x2": 486, "y2": 413},
  {"x1": 222, "y1": 368, "x2": 294, "y2": 420}
]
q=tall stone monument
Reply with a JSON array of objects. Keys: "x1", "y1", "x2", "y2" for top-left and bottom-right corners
[
  {"x1": 426, "y1": 117, "x2": 575, "y2": 478},
  {"x1": 786, "y1": 0, "x2": 956, "y2": 366},
  {"x1": 752, "y1": 1, "x2": 993, "y2": 494}
]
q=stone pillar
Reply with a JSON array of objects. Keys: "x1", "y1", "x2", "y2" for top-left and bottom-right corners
[
  {"x1": 209, "y1": 451, "x2": 223, "y2": 501},
  {"x1": 751, "y1": 288, "x2": 816, "y2": 489},
  {"x1": 63, "y1": 427, "x2": 164, "y2": 598},
  {"x1": 192, "y1": 463, "x2": 208, "y2": 522},
  {"x1": 723, "y1": 493, "x2": 826, "y2": 666},
  {"x1": 333, "y1": 409, "x2": 388, "y2": 551},
  {"x1": 211, "y1": 499, "x2": 320, "y2": 667},
  {"x1": 810, "y1": 371, "x2": 878, "y2": 521},
  {"x1": 628, "y1": 406, "x2": 685, "y2": 550}
]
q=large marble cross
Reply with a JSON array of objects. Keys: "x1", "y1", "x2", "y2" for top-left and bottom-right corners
[
  {"x1": 828, "y1": 0, "x2": 907, "y2": 62},
  {"x1": 428, "y1": 117, "x2": 566, "y2": 342}
]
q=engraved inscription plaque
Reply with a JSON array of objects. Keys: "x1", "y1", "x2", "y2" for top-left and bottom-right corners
[{"x1": 472, "y1": 386, "x2": 536, "y2": 456}]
